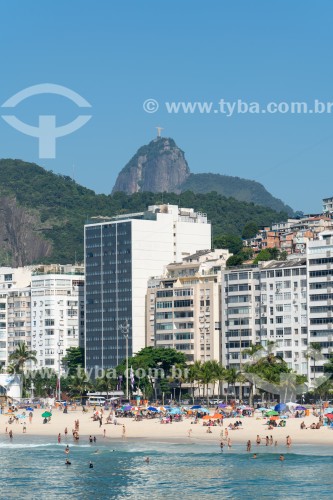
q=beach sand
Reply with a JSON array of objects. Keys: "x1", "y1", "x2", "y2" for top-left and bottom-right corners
[{"x1": 1, "y1": 408, "x2": 333, "y2": 448}]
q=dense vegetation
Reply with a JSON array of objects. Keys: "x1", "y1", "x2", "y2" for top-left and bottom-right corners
[
  {"x1": 181, "y1": 173, "x2": 293, "y2": 214},
  {"x1": 0, "y1": 159, "x2": 289, "y2": 264}
]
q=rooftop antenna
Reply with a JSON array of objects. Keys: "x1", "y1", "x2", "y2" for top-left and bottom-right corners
[{"x1": 156, "y1": 126, "x2": 164, "y2": 138}]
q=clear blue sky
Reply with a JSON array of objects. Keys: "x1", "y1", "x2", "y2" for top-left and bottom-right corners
[{"x1": 1, "y1": 0, "x2": 332, "y2": 212}]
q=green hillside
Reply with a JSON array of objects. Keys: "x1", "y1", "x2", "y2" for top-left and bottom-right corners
[
  {"x1": 0, "y1": 159, "x2": 289, "y2": 265},
  {"x1": 180, "y1": 173, "x2": 293, "y2": 214}
]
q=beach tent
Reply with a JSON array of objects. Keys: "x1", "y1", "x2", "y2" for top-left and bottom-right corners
[
  {"x1": 295, "y1": 406, "x2": 306, "y2": 411},
  {"x1": 190, "y1": 405, "x2": 202, "y2": 410},
  {"x1": 169, "y1": 408, "x2": 182, "y2": 415}
]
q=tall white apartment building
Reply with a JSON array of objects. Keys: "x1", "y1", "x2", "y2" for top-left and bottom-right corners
[
  {"x1": 146, "y1": 249, "x2": 230, "y2": 363},
  {"x1": 85, "y1": 204, "x2": 211, "y2": 370},
  {"x1": 0, "y1": 267, "x2": 33, "y2": 368},
  {"x1": 222, "y1": 259, "x2": 308, "y2": 391},
  {"x1": 307, "y1": 231, "x2": 333, "y2": 379},
  {"x1": 31, "y1": 265, "x2": 84, "y2": 372}
]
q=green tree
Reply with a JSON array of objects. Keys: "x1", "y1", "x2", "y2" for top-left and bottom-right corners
[
  {"x1": 62, "y1": 347, "x2": 84, "y2": 375},
  {"x1": 242, "y1": 221, "x2": 259, "y2": 240},
  {"x1": 213, "y1": 234, "x2": 243, "y2": 254},
  {"x1": 9, "y1": 342, "x2": 37, "y2": 373}
]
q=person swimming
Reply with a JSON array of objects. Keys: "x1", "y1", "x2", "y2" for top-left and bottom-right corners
[
  {"x1": 144, "y1": 457, "x2": 150, "y2": 463},
  {"x1": 65, "y1": 459, "x2": 71, "y2": 465},
  {"x1": 89, "y1": 461, "x2": 94, "y2": 468}
]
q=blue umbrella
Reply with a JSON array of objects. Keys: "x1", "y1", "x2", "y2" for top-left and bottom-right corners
[
  {"x1": 274, "y1": 403, "x2": 286, "y2": 412},
  {"x1": 198, "y1": 408, "x2": 210, "y2": 414},
  {"x1": 218, "y1": 403, "x2": 228, "y2": 408},
  {"x1": 147, "y1": 406, "x2": 159, "y2": 412},
  {"x1": 169, "y1": 408, "x2": 182, "y2": 415},
  {"x1": 190, "y1": 405, "x2": 202, "y2": 410},
  {"x1": 295, "y1": 405, "x2": 306, "y2": 411},
  {"x1": 26, "y1": 407, "x2": 34, "y2": 412}
]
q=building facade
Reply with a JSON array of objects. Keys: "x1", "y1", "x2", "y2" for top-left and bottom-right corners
[
  {"x1": 31, "y1": 265, "x2": 84, "y2": 372},
  {"x1": 146, "y1": 249, "x2": 230, "y2": 363},
  {"x1": 222, "y1": 259, "x2": 308, "y2": 383},
  {"x1": 84, "y1": 205, "x2": 211, "y2": 371}
]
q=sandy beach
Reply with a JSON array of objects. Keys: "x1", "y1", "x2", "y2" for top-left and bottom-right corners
[{"x1": 1, "y1": 407, "x2": 333, "y2": 448}]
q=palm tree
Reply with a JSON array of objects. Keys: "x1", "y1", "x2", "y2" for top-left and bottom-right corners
[
  {"x1": 96, "y1": 369, "x2": 117, "y2": 399},
  {"x1": 242, "y1": 344, "x2": 264, "y2": 406},
  {"x1": 68, "y1": 369, "x2": 92, "y2": 399},
  {"x1": 225, "y1": 367, "x2": 242, "y2": 402},
  {"x1": 306, "y1": 342, "x2": 323, "y2": 383},
  {"x1": 9, "y1": 342, "x2": 37, "y2": 373}
]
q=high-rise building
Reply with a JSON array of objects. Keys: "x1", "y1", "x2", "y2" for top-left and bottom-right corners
[
  {"x1": 31, "y1": 265, "x2": 84, "y2": 372},
  {"x1": 221, "y1": 258, "x2": 309, "y2": 396},
  {"x1": 307, "y1": 231, "x2": 333, "y2": 379},
  {"x1": 146, "y1": 249, "x2": 230, "y2": 363},
  {"x1": 84, "y1": 205, "x2": 211, "y2": 371},
  {"x1": 0, "y1": 267, "x2": 33, "y2": 369}
]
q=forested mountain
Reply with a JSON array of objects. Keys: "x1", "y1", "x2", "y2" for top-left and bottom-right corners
[{"x1": 0, "y1": 159, "x2": 289, "y2": 265}]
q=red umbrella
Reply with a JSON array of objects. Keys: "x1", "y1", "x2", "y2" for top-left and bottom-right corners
[{"x1": 325, "y1": 413, "x2": 333, "y2": 419}]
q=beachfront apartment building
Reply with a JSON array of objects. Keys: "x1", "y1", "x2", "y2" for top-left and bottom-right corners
[
  {"x1": 31, "y1": 265, "x2": 84, "y2": 373},
  {"x1": 0, "y1": 267, "x2": 34, "y2": 368},
  {"x1": 307, "y1": 231, "x2": 333, "y2": 378},
  {"x1": 221, "y1": 259, "x2": 309, "y2": 385},
  {"x1": 84, "y1": 204, "x2": 211, "y2": 371},
  {"x1": 146, "y1": 249, "x2": 230, "y2": 363}
]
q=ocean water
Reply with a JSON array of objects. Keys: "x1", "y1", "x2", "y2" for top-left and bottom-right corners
[{"x1": 0, "y1": 437, "x2": 332, "y2": 499}]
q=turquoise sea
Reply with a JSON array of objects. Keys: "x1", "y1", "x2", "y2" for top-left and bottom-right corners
[{"x1": 0, "y1": 437, "x2": 332, "y2": 499}]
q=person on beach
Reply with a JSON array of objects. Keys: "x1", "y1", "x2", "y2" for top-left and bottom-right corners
[
  {"x1": 265, "y1": 436, "x2": 269, "y2": 446},
  {"x1": 286, "y1": 436, "x2": 291, "y2": 448},
  {"x1": 58, "y1": 433, "x2": 61, "y2": 444},
  {"x1": 89, "y1": 435, "x2": 93, "y2": 443},
  {"x1": 225, "y1": 428, "x2": 228, "y2": 439},
  {"x1": 122, "y1": 425, "x2": 126, "y2": 439},
  {"x1": 269, "y1": 435, "x2": 273, "y2": 446},
  {"x1": 103, "y1": 429, "x2": 106, "y2": 438},
  {"x1": 187, "y1": 429, "x2": 192, "y2": 438},
  {"x1": 93, "y1": 436, "x2": 97, "y2": 443},
  {"x1": 9, "y1": 430, "x2": 13, "y2": 440},
  {"x1": 65, "y1": 427, "x2": 68, "y2": 436},
  {"x1": 23, "y1": 424, "x2": 26, "y2": 433},
  {"x1": 256, "y1": 435, "x2": 261, "y2": 445},
  {"x1": 246, "y1": 440, "x2": 251, "y2": 452},
  {"x1": 227, "y1": 438, "x2": 231, "y2": 449},
  {"x1": 220, "y1": 441, "x2": 224, "y2": 451},
  {"x1": 29, "y1": 412, "x2": 33, "y2": 424}
]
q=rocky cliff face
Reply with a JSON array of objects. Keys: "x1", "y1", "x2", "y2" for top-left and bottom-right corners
[{"x1": 112, "y1": 137, "x2": 190, "y2": 194}]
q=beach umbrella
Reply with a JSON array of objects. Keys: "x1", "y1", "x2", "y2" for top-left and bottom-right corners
[
  {"x1": 257, "y1": 407, "x2": 267, "y2": 412},
  {"x1": 199, "y1": 408, "x2": 210, "y2": 414},
  {"x1": 41, "y1": 411, "x2": 52, "y2": 418},
  {"x1": 169, "y1": 408, "x2": 182, "y2": 415},
  {"x1": 218, "y1": 403, "x2": 228, "y2": 408},
  {"x1": 147, "y1": 406, "x2": 159, "y2": 412},
  {"x1": 275, "y1": 403, "x2": 286, "y2": 412},
  {"x1": 324, "y1": 407, "x2": 333, "y2": 414},
  {"x1": 269, "y1": 416, "x2": 279, "y2": 420},
  {"x1": 286, "y1": 402, "x2": 297, "y2": 408},
  {"x1": 122, "y1": 405, "x2": 132, "y2": 411},
  {"x1": 325, "y1": 413, "x2": 333, "y2": 419},
  {"x1": 265, "y1": 410, "x2": 279, "y2": 416},
  {"x1": 212, "y1": 413, "x2": 223, "y2": 419},
  {"x1": 26, "y1": 407, "x2": 34, "y2": 412},
  {"x1": 202, "y1": 414, "x2": 212, "y2": 420},
  {"x1": 295, "y1": 405, "x2": 306, "y2": 411},
  {"x1": 190, "y1": 405, "x2": 202, "y2": 410}
]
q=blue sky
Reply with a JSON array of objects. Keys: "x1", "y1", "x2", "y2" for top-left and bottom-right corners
[{"x1": 0, "y1": 1, "x2": 332, "y2": 212}]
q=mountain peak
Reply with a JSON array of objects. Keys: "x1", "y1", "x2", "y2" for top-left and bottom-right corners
[{"x1": 112, "y1": 137, "x2": 190, "y2": 194}]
